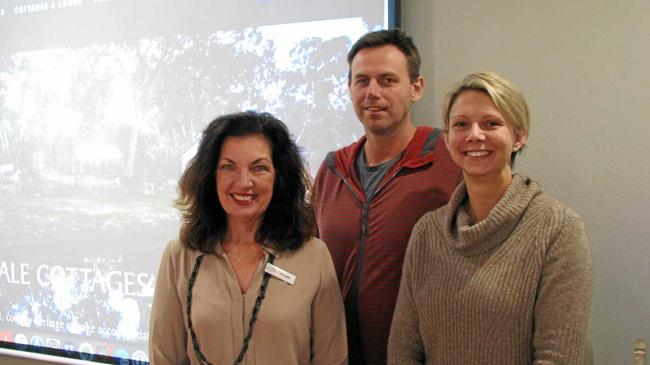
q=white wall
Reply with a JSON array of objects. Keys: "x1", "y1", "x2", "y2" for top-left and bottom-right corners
[{"x1": 403, "y1": 1, "x2": 650, "y2": 364}]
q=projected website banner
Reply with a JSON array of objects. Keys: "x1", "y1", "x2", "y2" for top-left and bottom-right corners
[{"x1": 1, "y1": 0, "x2": 387, "y2": 363}]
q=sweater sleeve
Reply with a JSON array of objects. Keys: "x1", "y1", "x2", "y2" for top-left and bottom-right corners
[
  {"x1": 387, "y1": 219, "x2": 426, "y2": 365},
  {"x1": 149, "y1": 241, "x2": 190, "y2": 365},
  {"x1": 532, "y1": 210, "x2": 593, "y2": 364},
  {"x1": 310, "y1": 240, "x2": 348, "y2": 365}
]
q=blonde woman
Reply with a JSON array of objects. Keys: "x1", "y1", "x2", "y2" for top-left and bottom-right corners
[{"x1": 388, "y1": 72, "x2": 592, "y2": 364}]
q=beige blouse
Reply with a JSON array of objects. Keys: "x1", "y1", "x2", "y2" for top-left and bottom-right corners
[{"x1": 149, "y1": 237, "x2": 348, "y2": 365}]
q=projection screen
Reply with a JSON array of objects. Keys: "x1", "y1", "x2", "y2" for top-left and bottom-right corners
[{"x1": 0, "y1": 0, "x2": 398, "y2": 363}]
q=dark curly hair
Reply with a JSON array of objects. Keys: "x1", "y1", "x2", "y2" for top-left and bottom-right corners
[{"x1": 176, "y1": 111, "x2": 315, "y2": 253}]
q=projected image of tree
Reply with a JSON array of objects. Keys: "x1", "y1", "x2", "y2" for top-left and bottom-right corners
[{"x1": 0, "y1": 20, "x2": 364, "y2": 359}]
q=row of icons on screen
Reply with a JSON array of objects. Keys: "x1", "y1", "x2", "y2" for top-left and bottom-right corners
[{"x1": 0, "y1": 330, "x2": 148, "y2": 363}]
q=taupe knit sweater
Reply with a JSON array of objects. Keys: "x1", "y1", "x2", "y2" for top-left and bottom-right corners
[{"x1": 388, "y1": 174, "x2": 592, "y2": 364}]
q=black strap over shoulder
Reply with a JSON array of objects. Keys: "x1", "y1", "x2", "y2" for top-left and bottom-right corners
[{"x1": 186, "y1": 254, "x2": 276, "y2": 365}]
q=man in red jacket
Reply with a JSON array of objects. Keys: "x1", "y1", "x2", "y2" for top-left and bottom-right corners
[{"x1": 312, "y1": 29, "x2": 462, "y2": 365}]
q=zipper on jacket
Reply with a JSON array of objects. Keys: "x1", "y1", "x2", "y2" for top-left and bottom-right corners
[
  {"x1": 331, "y1": 164, "x2": 405, "y2": 353},
  {"x1": 330, "y1": 165, "x2": 405, "y2": 296},
  {"x1": 355, "y1": 202, "x2": 370, "y2": 302},
  {"x1": 352, "y1": 166, "x2": 402, "y2": 302},
  {"x1": 370, "y1": 167, "x2": 402, "y2": 200}
]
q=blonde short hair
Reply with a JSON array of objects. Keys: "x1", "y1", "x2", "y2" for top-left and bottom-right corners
[{"x1": 443, "y1": 71, "x2": 530, "y2": 137}]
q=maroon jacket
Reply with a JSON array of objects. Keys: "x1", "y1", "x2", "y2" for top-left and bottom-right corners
[{"x1": 312, "y1": 126, "x2": 462, "y2": 365}]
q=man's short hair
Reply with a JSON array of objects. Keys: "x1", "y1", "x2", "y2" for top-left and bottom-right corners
[{"x1": 347, "y1": 28, "x2": 421, "y2": 82}]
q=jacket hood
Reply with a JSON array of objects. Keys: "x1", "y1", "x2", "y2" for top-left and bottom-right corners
[{"x1": 327, "y1": 126, "x2": 441, "y2": 180}]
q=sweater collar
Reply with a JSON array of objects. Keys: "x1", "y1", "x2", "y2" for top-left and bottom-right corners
[{"x1": 443, "y1": 174, "x2": 542, "y2": 256}]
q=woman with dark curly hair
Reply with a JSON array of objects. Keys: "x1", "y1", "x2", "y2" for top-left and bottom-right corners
[{"x1": 149, "y1": 111, "x2": 347, "y2": 365}]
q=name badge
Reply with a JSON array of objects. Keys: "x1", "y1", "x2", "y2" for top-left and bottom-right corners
[{"x1": 264, "y1": 263, "x2": 296, "y2": 285}]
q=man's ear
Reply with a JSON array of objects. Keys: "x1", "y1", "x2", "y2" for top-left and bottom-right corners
[{"x1": 411, "y1": 76, "x2": 424, "y2": 102}]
